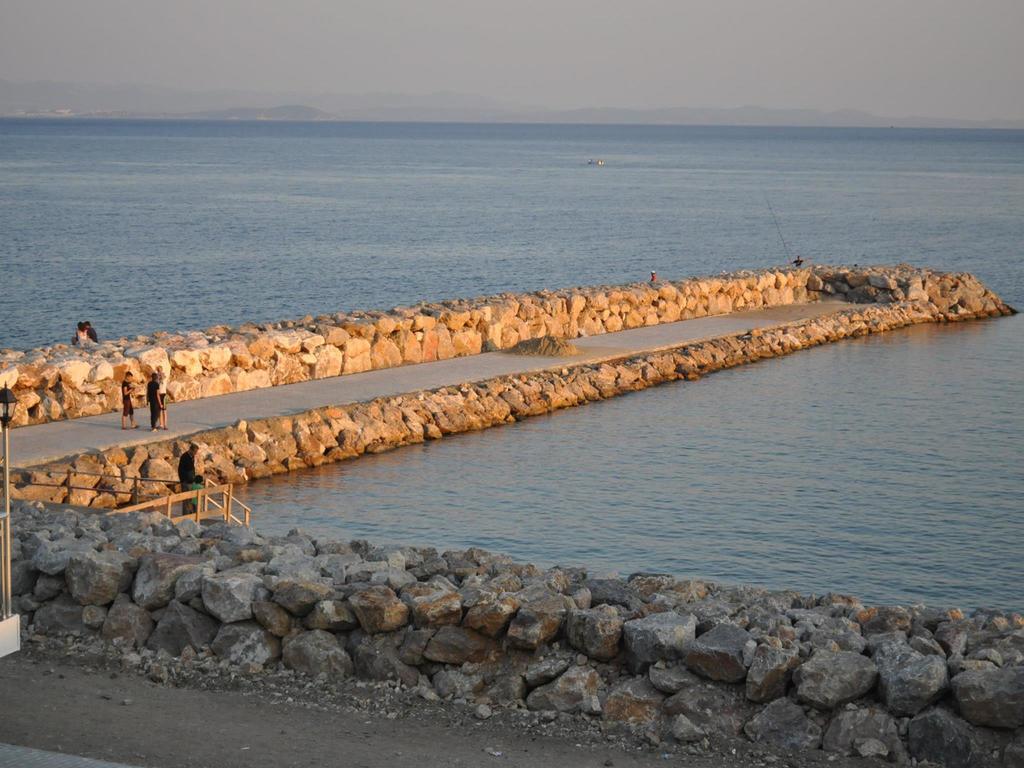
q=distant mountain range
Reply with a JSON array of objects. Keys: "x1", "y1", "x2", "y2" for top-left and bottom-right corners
[{"x1": 2, "y1": 79, "x2": 1021, "y2": 129}]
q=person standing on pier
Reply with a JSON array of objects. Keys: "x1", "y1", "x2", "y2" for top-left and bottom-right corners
[
  {"x1": 146, "y1": 372, "x2": 162, "y2": 432},
  {"x1": 178, "y1": 444, "x2": 199, "y2": 514},
  {"x1": 120, "y1": 373, "x2": 138, "y2": 430},
  {"x1": 157, "y1": 368, "x2": 169, "y2": 430}
]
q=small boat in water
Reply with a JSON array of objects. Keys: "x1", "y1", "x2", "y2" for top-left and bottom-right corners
[{"x1": 587, "y1": 159, "x2": 605, "y2": 166}]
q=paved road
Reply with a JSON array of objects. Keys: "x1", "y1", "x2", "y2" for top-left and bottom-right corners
[
  {"x1": 12, "y1": 302, "x2": 854, "y2": 467},
  {"x1": 0, "y1": 744, "x2": 140, "y2": 768}
]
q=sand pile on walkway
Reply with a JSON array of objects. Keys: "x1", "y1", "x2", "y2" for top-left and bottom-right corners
[{"x1": 504, "y1": 336, "x2": 580, "y2": 356}]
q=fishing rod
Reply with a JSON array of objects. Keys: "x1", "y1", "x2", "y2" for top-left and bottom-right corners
[{"x1": 763, "y1": 193, "x2": 794, "y2": 262}]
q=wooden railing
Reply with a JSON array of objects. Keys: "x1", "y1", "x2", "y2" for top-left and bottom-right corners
[
  {"x1": 113, "y1": 482, "x2": 251, "y2": 526},
  {"x1": 11, "y1": 468, "x2": 251, "y2": 526}
]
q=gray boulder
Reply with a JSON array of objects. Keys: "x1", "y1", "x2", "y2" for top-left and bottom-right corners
[
  {"x1": 201, "y1": 572, "x2": 264, "y2": 623},
  {"x1": 668, "y1": 714, "x2": 704, "y2": 743},
  {"x1": 874, "y1": 643, "x2": 949, "y2": 716},
  {"x1": 524, "y1": 653, "x2": 573, "y2": 688},
  {"x1": 423, "y1": 625, "x2": 496, "y2": 665},
  {"x1": 602, "y1": 677, "x2": 664, "y2": 726},
  {"x1": 351, "y1": 635, "x2": 420, "y2": 687},
  {"x1": 685, "y1": 623, "x2": 752, "y2": 682},
  {"x1": 744, "y1": 698, "x2": 822, "y2": 750},
  {"x1": 33, "y1": 593, "x2": 86, "y2": 635},
  {"x1": 132, "y1": 553, "x2": 206, "y2": 610},
  {"x1": 433, "y1": 668, "x2": 484, "y2": 699},
  {"x1": 822, "y1": 706, "x2": 905, "y2": 761},
  {"x1": 952, "y1": 667, "x2": 1024, "y2": 728},
  {"x1": 622, "y1": 611, "x2": 697, "y2": 671},
  {"x1": 101, "y1": 593, "x2": 154, "y2": 648},
  {"x1": 663, "y1": 685, "x2": 753, "y2": 736},
  {"x1": 507, "y1": 595, "x2": 570, "y2": 650},
  {"x1": 746, "y1": 644, "x2": 801, "y2": 702},
  {"x1": 252, "y1": 600, "x2": 292, "y2": 637},
  {"x1": 565, "y1": 605, "x2": 623, "y2": 661},
  {"x1": 525, "y1": 666, "x2": 602, "y2": 714},
  {"x1": 908, "y1": 707, "x2": 989, "y2": 768},
  {"x1": 65, "y1": 550, "x2": 136, "y2": 606},
  {"x1": 211, "y1": 621, "x2": 281, "y2": 666},
  {"x1": 648, "y1": 663, "x2": 702, "y2": 694},
  {"x1": 304, "y1": 599, "x2": 359, "y2": 632},
  {"x1": 282, "y1": 629, "x2": 353, "y2": 679},
  {"x1": 795, "y1": 650, "x2": 877, "y2": 710},
  {"x1": 31, "y1": 537, "x2": 95, "y2": 576},
  {"x1": 146, "y1": 600, "x2": 219, "y2": 655},
  {"x1": 272, "y1": 578, "x2": 333, "y2": 617}
]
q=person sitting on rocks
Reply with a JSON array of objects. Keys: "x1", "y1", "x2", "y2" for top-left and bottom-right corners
[
  {"x1": 84, "y1": 320, "x2": 98, "y2": 342},
  {"x1": 72, "y1": 321, "x2": 91, "y2": 346}
]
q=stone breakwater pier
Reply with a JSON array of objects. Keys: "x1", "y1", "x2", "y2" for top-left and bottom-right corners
[
  {"x1": 7, "y1": 264, "x2": 1016, "y2": 505},
  {"x1": 6, "y1": 501, "x2": 1024, "y2": 767}
]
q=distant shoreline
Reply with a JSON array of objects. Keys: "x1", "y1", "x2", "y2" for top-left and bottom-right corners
[{"x1": 3, "y1": 114, "x2": 1024, "y2": 132}]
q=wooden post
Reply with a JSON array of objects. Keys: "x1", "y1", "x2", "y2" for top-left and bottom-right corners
[
  {"x1": 165, "y1": 494, "x2": 171, "y2": 519},
  {"x1": 131, "y1": 477, "x2": 139, "y2": 505},
  {"x1": 224, "y1": 485, "x2": 233, "y2": 524}
]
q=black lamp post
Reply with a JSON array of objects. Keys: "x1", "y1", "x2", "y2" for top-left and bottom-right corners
[{"x1": 0, "y1": 385, "x2": 16, "y2": 625}]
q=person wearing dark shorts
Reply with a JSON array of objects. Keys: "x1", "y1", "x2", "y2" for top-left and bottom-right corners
[
  {"x1": 146, "y1": 372, "x2": 162, "y2": 432},
  {"x1": 120, "y1": 373, "x2": 138, "y2": 430}
]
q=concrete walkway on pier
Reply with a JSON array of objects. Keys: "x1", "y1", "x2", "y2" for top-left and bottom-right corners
[{"x1": 13, "y1": 301, "x2": 856, "y2": 467}]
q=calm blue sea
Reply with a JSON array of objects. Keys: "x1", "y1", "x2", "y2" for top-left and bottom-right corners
[
  {"x1": 2, "y1": 119, "x2": 1022, "y2": 608},
  {"x1": 1, "y1": 119, "x2": 1022, "y2": 348}
]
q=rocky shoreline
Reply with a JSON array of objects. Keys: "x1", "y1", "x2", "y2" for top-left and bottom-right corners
[
  {"x1": 0, "y1": 264, "x2": 1013, "y2": 428},
  {"x1": 6, "y1": 501, "x2": 1023, "y2": 767}
]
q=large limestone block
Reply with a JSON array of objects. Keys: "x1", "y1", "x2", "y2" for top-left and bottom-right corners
[
  {"x1": 171, "y1": 348, "x2": 202, "y2": 375},
  {"x1": 283, "y1": 629, "x2": 353, "y2": 679},
  {"x1": 200, "y1": 373, "x2": 233, "y2": 398},
  {"x1": 565, "y1": 605, "x2": 623, "y2": 662},
  {"x1": 952, "y1": 667, "x2": 1024, "y2": 728},
  {"x1": 343, "y1": 338, "x2": 372, "y2": 374},
  {"x1": 201, "y1": 571, "x2": 264, "y2": 623},
  {"x1": 744, "y1": 698, "x2": 822, "y2": 751},
  {"x1": 211, "y1": 621, "x2": 281, "y2": 666},
  {"x1": 146, "y1": 600, "x2": 219, "y2": 655},
  {"x1": 57, "y1": 359, "x2": 94, "y2": 389},
  {"x1": 312, "y1": 344, "x2": 343, "y2": 379},
  {"x1": 199, "y1": 345, "x2": 233, "y2": 370},
  {"x1": 252, "y1": 600, "x2": 292, "y2": 637},
  {"x1": 348, "y1": 585, "x2": 409, "y2": 633},
  {"x1": 525, "y1": 665, "x2": 602, "y2": 714},
  {"x1": 400, "y1": 582, "x2": 463, "y2": 628},
  {"x1": 623, "y1": 611, "x2": 697, "y2": 671},
  {"x1": 65, "y1": 550, "x2": 135, "y2": 606},
  {"x1": 130, "y1": 346, "x2": 170, "y2": 375},
  {"x1": 370, "y1": 338, "x2": 403, "y2": 369},
  {"x1": 685, "y1": 623, "x2": 752, "y2": 682},
  {"x1": 451, "y1": 329, "x2": 481, "y2": 357},
  {"x1": 132, "y1": 553, "x2": 207, "y2": 611},
  {"x1": 794, "y1": 650, "x2": 878, "y2": 710}
]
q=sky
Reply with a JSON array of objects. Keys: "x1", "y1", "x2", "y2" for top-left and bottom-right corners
[{"x1": 1, "y1": 0, "x2": 1022, "y2": 120}]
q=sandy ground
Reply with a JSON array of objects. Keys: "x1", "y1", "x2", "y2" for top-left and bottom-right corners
[{"x1": 0, "y1": 641, "x2": 878, "y2": 768}]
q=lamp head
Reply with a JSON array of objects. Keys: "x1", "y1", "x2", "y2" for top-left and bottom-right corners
[{"x1": 0, "y1": 386, "x2": 15, "y2": 427}]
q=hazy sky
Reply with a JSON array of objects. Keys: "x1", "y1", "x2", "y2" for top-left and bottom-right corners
[{"x1": 2, "y1": 0, "x2": 1022, "y2": 119}]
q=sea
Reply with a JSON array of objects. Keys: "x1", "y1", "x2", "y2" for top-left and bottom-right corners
[{"x1": 2, "y1": 119, "x2": 1022, "y2": 609}]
